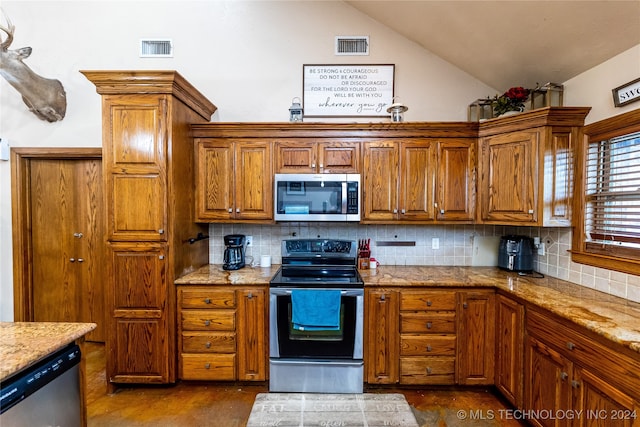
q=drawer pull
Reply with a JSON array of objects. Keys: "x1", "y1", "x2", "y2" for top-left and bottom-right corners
[
  {"x1": 463, "y1": 302, "x2": 468, "y2": 309},
  {"x1": 426, "y1": 367, "x2": 432, "y2": 375},
  {"x1": 205, "y1": 363, "x2": 211, "y2": 369},
  {"x1": 566, "y1": 342, "x2": 575, "y2": 351},
  {"x1": 204, "y1": 320, "x2": 211, "y2": 326},
  {"x1": 426, "y1": 300, "x2": 432, "y2": 307},
  {"x1": 247, "y1": 292, "x2": 253, "y2": 299},
  {"x1": 426, "y1": 322, "x2": 432, "y2": 329},
  {"x1": 205, "y1": 342, "x2": 211, "y2": 349},
  {"x1": 572, "y1": 380, "x2": 580, "y2": 389},
  {"x1": 380, "y1": 295, "x2": 386, "y2": 301},
  {"x1": 560, "y1": 372, "x2": 568, "y2": 381},
  {"x1": 203, "y1": 298, "x2": 212, "y2": 304},
  {"x1": 426, "y1": 345, "x2": 432, "y2": 352}
]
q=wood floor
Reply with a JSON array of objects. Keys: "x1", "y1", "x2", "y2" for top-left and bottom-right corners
[{"x1": 85, "y1": 342, "x2": 526, "y2": 426}]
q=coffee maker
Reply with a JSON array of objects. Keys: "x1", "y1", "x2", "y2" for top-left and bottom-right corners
[{"x1": 223, "y1": 234, "x2": 246, "y2": 270}]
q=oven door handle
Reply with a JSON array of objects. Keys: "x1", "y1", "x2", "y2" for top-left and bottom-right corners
[{"x1": 269, "y1": 288, "x2": 363, "y2": 297}]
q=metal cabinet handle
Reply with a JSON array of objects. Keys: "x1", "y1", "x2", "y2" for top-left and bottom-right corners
[
  {"x1": 205, "y1": 363, "x2": 211, "y2": 369},
  {"x1": 380, "y1": 294, "x2": 386, "y2": 301},
  {"x1": 426, "y1": 322, "x2": 432, "y2": 329},
  {"x1": 572, "y1": 380, "x2": 581, "y2": 389},
  {"x1": 566, "y1": 342, "x2": 575, "y2": 351},
  {"x1": 158, "y1": 229, "x2": 164, "y2": 234},
  {"x1": 426, "y1": 367, "x2": 432, "y2": 375},
  {"x1": 203, "y1": 298, "x2": 211, "y2": 304},
  {"x1": 70, "y1": 258, "x2": 75, "y2": 262},
  {"x1": 426, "y1": 345, "x2": 432, "y2": 352},
  {"x1": 73, "y1": 232, "x2": 83, "y2": 238},
  {"x1": 560, "y1": 372, "x2": 568, "y2": 381},
  {"x1": 312, "y1": 163, "x2": 316, "y2": 168},
  {"x1": 393, "y1": 208, "x2": 398, "y2": 214},
  {"x1": 247, "y1": 292, "x2": 253, "y2": 299},
  {"x1": 228, "y1": 208, "x2": 233, "y2": 213},
  {"x1": 159, "y1": 255, "x2": 165, "y2": 260},
  {"x1": 426, "y1": 300, "x2": 432, "y2": 307},
  {"x1": 401, "y1": 209, "x2": 406, "y2": 214},
  {"x1": 463, "y1": 302, "x2": 468, "y2": 309},
  {"x1": 204, "y1": 320, "x2": 211, "y2": 326},
  {"x1": 205, "y1": 342, "x2": 211, "y2": 349},
  {"x1": 440, "y1": 209, "x2": 445, "y2": 214},
  {"x1": 77, "y1": 258, "x2": 84, "y2": 263}
]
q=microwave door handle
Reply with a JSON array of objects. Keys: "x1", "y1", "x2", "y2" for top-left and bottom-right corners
[{"x1": 342, "y1": 182, "x2": 347, "y2": 214}]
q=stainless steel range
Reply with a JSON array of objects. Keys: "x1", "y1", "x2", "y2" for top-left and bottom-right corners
[{"x1": 269, "y1": 239, "x2": 364, "y2": 393}]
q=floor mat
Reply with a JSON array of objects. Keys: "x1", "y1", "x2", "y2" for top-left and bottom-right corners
[{"x1": 247, "y1": 393, "x2": 419, "y2": 427}]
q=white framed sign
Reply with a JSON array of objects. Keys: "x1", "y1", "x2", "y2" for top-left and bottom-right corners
[
  {"x1": 612, "y1": 77, "x2": 640, "y2": 107},
  {"x1": 303, "y1": 64, "x2": 395, "y2": 118}
]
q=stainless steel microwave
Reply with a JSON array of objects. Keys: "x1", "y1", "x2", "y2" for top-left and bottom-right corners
[{"x1": 274, "y1": 173, "x2": 360, "y2": 221}]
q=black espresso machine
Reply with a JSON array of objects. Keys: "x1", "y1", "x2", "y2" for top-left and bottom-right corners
[
  {"x1": 498, "y1": 235, "x2": 534, "y2": 272},
  {"x1": 223, "y1": 234, "x2": 246, "y2": 270}
]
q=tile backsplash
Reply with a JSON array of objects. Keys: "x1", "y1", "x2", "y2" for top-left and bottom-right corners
[{"x1": 208, "y1": 223, "x2": 640, "y2": 303}]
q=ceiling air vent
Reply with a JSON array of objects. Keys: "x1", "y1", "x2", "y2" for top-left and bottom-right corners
[
  {"x1": 335, "y1": 36, "x2": 369, "y2": 56},
  {"x1": 140, "y1": 39, "x2": 173, "y2": 58}
]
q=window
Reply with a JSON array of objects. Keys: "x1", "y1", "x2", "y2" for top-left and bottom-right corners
[{"x1": 572, "y1": 109, "x2": 640, "y2": 275}]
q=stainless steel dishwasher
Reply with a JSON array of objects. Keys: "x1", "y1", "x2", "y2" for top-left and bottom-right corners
[{"x1": 0, "y1": 343, "x2": 82, "y2": 426}]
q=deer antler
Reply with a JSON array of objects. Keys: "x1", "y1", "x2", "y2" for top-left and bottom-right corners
[{"x1": 0, "y1": 9, "x2": 14, "y2": 50}]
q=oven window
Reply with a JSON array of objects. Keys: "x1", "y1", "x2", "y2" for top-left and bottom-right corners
[{"x1": 275, "y1": 294, "x2": 356, "y2": 358}]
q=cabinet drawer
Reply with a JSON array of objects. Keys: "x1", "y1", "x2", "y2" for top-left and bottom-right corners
[
  {"x1": 179, "y1": 289, "x2": 236, "y2": 309},
  {"x1": 400, "y1": 356, "x2": 455, "y2": 384},
  {"x1": 400, "y1": 312, "x2": 456, "y2": 333},
  {"x1": 401, "y1": 335, "x2": 456, "y2": 356},
  {"x1": 182, "y1": 331, "x2": 236, "y2": 353},
  {"x1": 400, "y1": 291, "x2": 456, "y2": 311},
  {"x1": 181, "y1": 310, "x2": 235, "y2": 331},
  {"x1": 180, "y1": 354, "x2": 236, "y2": 381},
  {"x1": 527, "y1": 309, "x2": 640, "y2": 400}
]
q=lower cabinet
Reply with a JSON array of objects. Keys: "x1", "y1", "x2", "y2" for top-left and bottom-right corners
[
  {"x1": 525, "y1": 308, "x2": 640, "y2": 427},
  {"x1": 177, "y1": 286, "x2": 267, "y2": 381},
  {"x1": 495, "y1": 294, "x2": 525, "y2": 408},
  {"x1": 365, "y1": 287, "x2": 495, "y2": 386}
]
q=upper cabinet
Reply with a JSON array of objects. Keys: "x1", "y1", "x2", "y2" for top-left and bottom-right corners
[
  {"x1": 275, "y1": 140, "x2": 360, "y2": 173},
  {"x1": 478, "y1": 107, "x2": 590, "y2": 226}
]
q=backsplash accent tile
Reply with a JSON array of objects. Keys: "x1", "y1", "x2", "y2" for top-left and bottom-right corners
[{"x1": 208, "y1": 223, "x2": 640, "y2": 303}]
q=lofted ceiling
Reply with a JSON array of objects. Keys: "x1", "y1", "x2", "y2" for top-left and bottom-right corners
[{"x1": 345, "y1": 0, "x2": 640, "y2": 93}]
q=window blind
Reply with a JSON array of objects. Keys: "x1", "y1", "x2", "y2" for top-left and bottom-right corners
[{"x1": 584, "y1": 131, "x2": 640, "y2": 258}]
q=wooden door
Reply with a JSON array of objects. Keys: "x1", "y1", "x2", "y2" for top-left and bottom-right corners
[
  {"x1": 365, "y1": 289, "x2": 399, "y2": 384},
  {"x1": 237, "y1": 288, "x2": 267, "y2": 381},
  {"x1": 479, "y1": 129, "x2": 539, "y2": 223},
  {"x1": 456, "y1": 290, "x2": 495, "y2": 385},
  {"x1": 437, "y1": 139, "x2": 475, "y2": 221},
  {"x1": 195, "y1": 139, "x2": 235, "y2": 221},
  {"x1": 275, "y1": 141, "x2": 316, "y2": 173},
  {"x1": 234, "y1": 141, "x2": 273, "y2": 220},
  {"x1": 495, "y1": 294, "x2": 524, "y2": 408},
  {"x1": 525, "y1": 336, "x2": 573, "y2": 427},
  {"x1": 12, "y1": 149, "x2": 105, "y2": 342},
  {"x1": 399, "y1": 140, "x2": 435, "y2": 220},
  {"x1": 318, "y1": 142, "x2": 361, "y2": 173},
  {"x1": 363, "y1": 141, "x2": 399, "y2": 221}
]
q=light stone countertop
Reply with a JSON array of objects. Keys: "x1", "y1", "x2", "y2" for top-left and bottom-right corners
[
  {"x1": 176, "y1": 264, "x2": 640, "y2": 355},
  {"x1": 0, "y1": 321, "x2": 96, "y2": 381}
]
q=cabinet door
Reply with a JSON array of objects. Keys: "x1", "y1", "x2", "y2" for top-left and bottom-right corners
[
  {"x1": 365, "y1": 289, "x2": 399, "y2": 384},
  {"x1": 108, "y1": 243, "x2": 172, "y2": 383},
  {"x1": 573, "y1": 367, "x2": 639, "y2": 427},
  {"x1": 495, "y1": 295, "x2": 524, "y2": 408},
  {"x1": 275, "y1": 141, "x2": 316, "y2": 173},
  {"x1": 456, "y1": 290, "x2": 495, "y2": 385},
  {"x1": 479, "y1": 129, "x2": 539, "y2": 223},
  {"x1": 195, "y1": 139, "x2": 235, "y2": 221},
  {"x1": 525, "y1": 336, "x2": 573, "y2": 427},
  {"x1": 363, "y1": 141, "x2": 399, "y2": 221},
  {"x1": 235, "y1": 141, "x2": 273, "y2": 220},
  {"x1": 237, "y1": 288, "x2": 267, "y2": 381},
  {"x1": 399, "y1": 140, "x2": 436, "y2": 220},
  {"x1": 318, "y1": 142, "x2": 361, "y2": 173},
  {"x1": 437, "y1": 139, "x2": 475, "y2": 222},
  {"x1": 103, "y1": 95, "x2": 168, "y2": 241},
  {"x1": 542, "y1": 128, "x2": 574, "y2": 227}
]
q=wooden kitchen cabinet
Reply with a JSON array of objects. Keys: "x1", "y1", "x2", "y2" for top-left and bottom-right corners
[
  {"x1": 365, "y1": 288, "x2": 399, "y2": 384},
  {"x1": 477, "y1": 107, "x2": 590, "y2": 226},
  {"x1": 275, "y1": 140, "x2": 360, "y2": 173},
  {"x1": 456, "y1": 290, "x2": 495, "y2": 385},
  {"x1": 525, "y1": 308, "x2": 640, "y2": 427},
  {"x1": 195, "y1": 139, "x2": 273, "y2": 222},
  {"x1": 177, "y1": 286, "x2": 267, "y2": 381},
  {"x1": 399, "y1": 290, "x2": 457, "y2": 384},
  {"x1": 83, "y1": 71, "x2": 215, "y2": 386},
  {"x1": 436, "y1": 139, "x2": 475, "y2": 222},
  {"x1": 495, "y1": 294, "x2": 525, "y2": 408}
]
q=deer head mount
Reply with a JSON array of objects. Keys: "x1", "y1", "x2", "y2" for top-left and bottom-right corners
[{"x1": 0, "y1": 10, "x2": 66, "y2": 122}]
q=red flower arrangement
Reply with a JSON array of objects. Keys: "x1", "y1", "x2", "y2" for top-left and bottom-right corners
[{"x1": 493, "y1": 86, "x2": 531, "y2": 116}]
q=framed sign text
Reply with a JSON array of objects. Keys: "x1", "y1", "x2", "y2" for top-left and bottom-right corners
[{"x1": 612, "y1": 77, "x2": 640, "y2": 107}]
